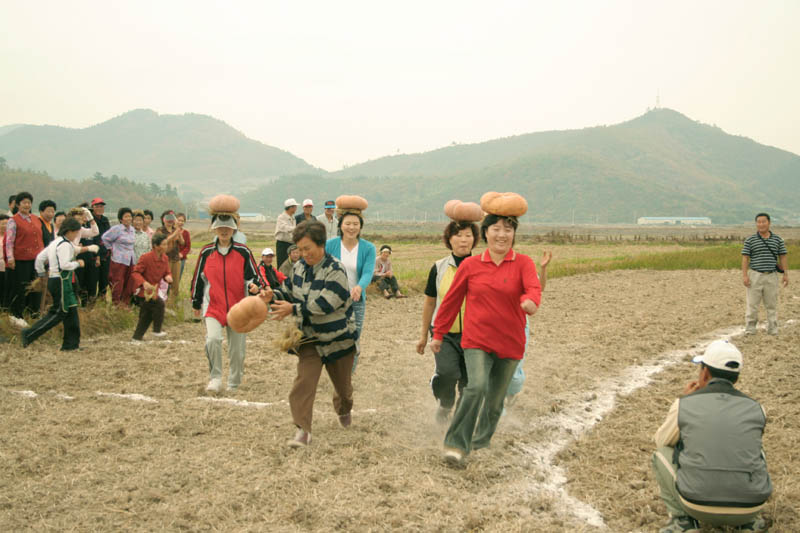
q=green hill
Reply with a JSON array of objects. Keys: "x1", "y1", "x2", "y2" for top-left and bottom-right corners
[
  {"x1": 245, "y1": 109, "x2": 800, "y2": 224},
  {"x1": 0, "y1": 110, "x2": 323, "y2": 199},
  {"x1": 0, "y1": 164, "x2": 184, "y2": 218}
]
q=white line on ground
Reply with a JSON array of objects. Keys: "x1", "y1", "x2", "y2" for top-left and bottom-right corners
[
  {"x1": 518, "y1": 321, "x2": 795, "y2": 529},
  {"x1": 194, "y1": 397, "x2": 286, "y2": 408},
  {"x1": 95, "y1": 391, "x2": 158, "y2": 403}
]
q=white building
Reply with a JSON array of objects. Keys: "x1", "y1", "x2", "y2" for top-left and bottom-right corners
[
  {"x1": 637, "y1": 216, "x2": 712, "y2": 226},
  {"x1": 239, "y1": 212, "x2": 266, "y2": 222}
]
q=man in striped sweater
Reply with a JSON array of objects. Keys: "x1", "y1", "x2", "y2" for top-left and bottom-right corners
[{"x1": 741, "y1": 213, "x2": 789, "y2": 335}]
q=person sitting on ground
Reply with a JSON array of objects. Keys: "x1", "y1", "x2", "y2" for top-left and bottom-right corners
[
  {"x1": 279, "y1": 244, "x2": 300, "y2": 278},
  {"x1": 20, "y1": 218, "x2": 84, "y2": 351},
  {"x1": 652, "y1": 339, "x2": 772, "y2": 533},
  {"x1": 373, "y1": 245, "x2": 405, "y2": 298},
  {"x1": 130, "y1": 232, "x2": 173, "y2": 341},
  {"x1": 258, "y1": 247, "x2": 286, "y2": 288}
]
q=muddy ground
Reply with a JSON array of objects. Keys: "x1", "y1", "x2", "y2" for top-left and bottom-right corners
[{"x1": 1, "y1": 269, "x2": 797, "y2": 532}]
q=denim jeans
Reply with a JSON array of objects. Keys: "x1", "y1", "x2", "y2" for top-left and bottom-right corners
[
  {"x1": 506, "y1": 321, "x2": 530, "y2": 396},
  {"x1": 351, "y1": 298, "x2": 366, "y2": 373},
  {"x1": 444, "y1": 348, "x2": 519, "y2": 454}
]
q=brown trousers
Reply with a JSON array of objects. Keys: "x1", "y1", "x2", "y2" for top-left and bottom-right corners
[{"x1": 289, "y1": 344, "x2": 355, "y2": 433}]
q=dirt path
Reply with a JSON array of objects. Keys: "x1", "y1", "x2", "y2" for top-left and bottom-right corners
[{"x1": 1, "y1": 270, "x2": 797, "y2": 531}]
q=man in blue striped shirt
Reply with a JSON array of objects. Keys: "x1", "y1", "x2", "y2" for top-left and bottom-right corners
[{"x1": 741, "y1": 213, "x2": 789, "y2": 335}]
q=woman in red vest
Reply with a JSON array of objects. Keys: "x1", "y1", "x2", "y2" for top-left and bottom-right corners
[{"x1": 4, "y1": 192, "x2": 44, "y2": 322}]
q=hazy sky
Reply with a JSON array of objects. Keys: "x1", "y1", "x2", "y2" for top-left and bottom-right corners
[{"x1": 2, "y1": 0, "x2": 799, "y2": 171}]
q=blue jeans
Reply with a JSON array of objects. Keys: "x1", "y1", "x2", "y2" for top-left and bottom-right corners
[
  {"x1": 351, "y1": 298, "x2": 365, "y2": 373},
  {"x1": 506, "y1": 321, "x2": 530, "y2": 396},
  {"x1": 444, "y1": 348, "x2": 519, "y2": 454}
]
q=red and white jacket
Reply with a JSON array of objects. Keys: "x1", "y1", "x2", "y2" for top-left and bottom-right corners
[{"x1": 190, "y1": 241, "x2": 265, "y2": 327}]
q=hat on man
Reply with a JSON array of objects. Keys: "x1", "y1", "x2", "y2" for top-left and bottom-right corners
[
  {"x1": 302, "y1": 199, "x2": 314, "y2": 207},
  {"x1": 284, "y1": 198, "x2": 299, "y2": 208},
  {"x1": 692, "y1": 339, "x2": 743, "y2": 373},
  {"x1": 91, "y1": 197, "x2": 106, "y2": 206},
  {"x1": 261, "y1": 247, "x2": 275, "y2": 256},
  {"x1": 324, "y1": 200, "x2": 336, "y2": 209}
]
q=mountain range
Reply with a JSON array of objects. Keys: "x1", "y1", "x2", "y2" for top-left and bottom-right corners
[{"x1": 1, "y1": 108, "x2": 798, "y2": 224}]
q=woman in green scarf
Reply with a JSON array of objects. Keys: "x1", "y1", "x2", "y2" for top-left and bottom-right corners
[{"x1": 21, "y1": 218, "x2": 85, "y2": 351}]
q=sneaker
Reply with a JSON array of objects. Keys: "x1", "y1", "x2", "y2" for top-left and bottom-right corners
[
  {"x1": 338, "y1": 413, "x2": 352, "y2": 428},
  {"x1": 435, "y1": 405, "x2": 450, "y2": 425},
  {"x1": 735, "y1": 517, "x2": 768, "y2": 532},
  {"x1": 659, "y1": 515, "x2": 700, "y2": 533},
  {"x1": 129, "y1": 339, "x2": 143, "y2": 345},
  {"x1": 287, "y1": 428, "x2": 311, "y2": 448},
  {"x1": 206, "y1": 378, "x2": 222, "y2": 392},
  {"x1": 152, "y1": 331, "x2": 167, "y2": 338},
  {"x1": 442, "y1": 447, "x2": 464, "y2": 465},
  {"x1": 10, "y1": 316, "x2": 29, "y2": 329}
]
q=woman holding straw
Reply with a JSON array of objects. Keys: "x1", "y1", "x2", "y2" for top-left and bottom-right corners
[
  {"x1": 430, "y1": 192, "x2": 541, "y2": 465},
  {"x1": 324, "y1": 195, "x2": 375, "y2": 373},
  {"x1": 269, "y1": 220, "x2": 358, "y2": 448}
]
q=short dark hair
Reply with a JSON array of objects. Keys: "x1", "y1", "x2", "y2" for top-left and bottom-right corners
[
  {"x1": 337, "y1": 212, "x2": 363, "y2": 238},
  {"x1": 0, "y1": 213, "x2": 9, "y2": 221},
  {"x1": 443, "y1": 220, "x2": 480, "y2": 250},
  {"x1": 755, "y1": 212, "x2": 770, "y2": 222},
  {"x1": 132, "y1": 210, "x2": 144, "y2": 220},
  {"x1": 117, "y1": 207, "x2": 133, "y2": 222},
  {"x1": 380, "y1": 245, "x2": 392, "y2": 253},
  {"x1": 176, "y1": 212, "x2": 186, "y2": 220},
  {"x1": 54, "y1": 211, "x2": 66, "y2": 220},
  {"x1": 293, "y1": 220, "x2": 327, "y2": 247},
  {"x1": 151, "y1": 232, "x2": 167, "y2": 247},
  {"x1": 8, "y1": 195, "x2": 16, "y2": 205},
  {"x1": 39, "y1": 200, "x2": 56, "y2": 212},
  {"x1": 160, "y1": 210, "x2": 175, "y2": 225},
  {"x1": 78, "y1": 202, "x2": 89, "y2": 208},
  {"x1": 480, "y1": 214, "x2": 518, "y2": 244},
  {"x1": 702, "y1": 363, "x2": 739, "y2": 384},
  {"x1": 143, "y1": 209, "x2": 154, "y2": 220},
  {"x1": 58, "y1": 217, "x2": 82, "y2": 236},
  {"x1": 15, "y1": 191, "x2": 33, "y2": 204}
]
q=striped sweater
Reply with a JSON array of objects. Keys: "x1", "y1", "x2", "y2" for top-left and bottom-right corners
[{"x1": 272, "y1": 253, "x2": 357, "y2": 362}]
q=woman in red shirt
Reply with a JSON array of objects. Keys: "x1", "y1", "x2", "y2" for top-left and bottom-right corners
[{"x1": 430, "y1": 194, "x2": 541, "y2": 465}]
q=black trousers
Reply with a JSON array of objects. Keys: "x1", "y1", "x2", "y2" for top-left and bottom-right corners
[
  {"x1": 276, "y1": 240, "x2": 292, "y2": 270},
  {"x1": 133, "y1": 298, "x2": 165, "y2": 340},
  {"x1": 85, "y1": 257, "x2": 110, "y2": 302},
  {"x1": 21, "y1": 277, "x2": 81, "y2": 350},
  {"x1": 8, "y1": 259, "x2": 42, "y2": 318}
]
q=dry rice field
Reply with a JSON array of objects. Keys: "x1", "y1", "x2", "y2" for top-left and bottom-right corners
[{"x1": 1, "y1": 263, "x2": 798, "y2": 532}]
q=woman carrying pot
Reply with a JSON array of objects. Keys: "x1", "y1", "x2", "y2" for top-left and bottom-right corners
[
  {"x1": 416, "y1": 200, "x2": 482, "y2": 425},
  {"x1": 324, "y1": 195, "x2": 375, "y2": 373},
  {"x1": 430, "y1": 192, "x2": 541, "y2": 465}
]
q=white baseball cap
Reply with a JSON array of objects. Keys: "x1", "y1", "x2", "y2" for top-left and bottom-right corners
[
  {"x1": 302, "y1": 198, "x2": 314, "y2": 207},
  {"x1": 284, "y1": 198, "x2": 299, "y2": 208},
  {"x1": 692, "y1": 340, "x2": 743, "y2": 373},
  {"x1": 261, "y1": 247, "x2": 275, "y2": 256}
]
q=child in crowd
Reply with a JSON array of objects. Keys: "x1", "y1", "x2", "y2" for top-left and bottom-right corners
[
  {"x1": 130, "y1": 232, "x2": 172, "y2": 341},
  {"x1": 258, "y1": 247, "x2": 286, "y2": 288},
  {"x1": 278, "y1": 244, "x2": 301, "y2": 278},
  {"x1": 373, "y1": 245, "x2": 406, "y2": 299},
  {"x1": 21, "y1": 218, "x2": 84, "y2": 351}
]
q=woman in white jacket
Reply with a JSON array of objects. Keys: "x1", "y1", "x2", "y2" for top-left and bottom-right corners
[{"x1": 21, "y1": 218, "x2": 85, "y2": 351}]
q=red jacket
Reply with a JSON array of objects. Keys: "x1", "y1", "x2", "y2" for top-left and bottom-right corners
[
  {"x1": 190, "y1": 241, "x2": 264, "y2": 326},
  {"x1": 131, "y1": 251, "x2": 171, "y2": 296},
  {"x1": 433, "y1": 249, "x2": 541, "y2": 359}
]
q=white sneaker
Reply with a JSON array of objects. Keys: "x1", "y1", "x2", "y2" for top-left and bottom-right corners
[
  {"x1": 129, "y1": 340, "x2": 143, "y2": 345},
  {"x1": 443, "y1": 447, "x2": 464, "y2": 465},
  {"x1": 206, "y1": 378, "x2": 222, "y2": 392},
  {"x1": 10, "y1": 316, "x2": 29, "y2": 329},
  {"x1": 152, "y1": 331, "x2": 167, "y2": 338}
]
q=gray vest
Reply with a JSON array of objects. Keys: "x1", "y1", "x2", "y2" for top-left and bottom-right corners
[{"x1": 676, "y1": 379, "x2": 772, "y2": 506}]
